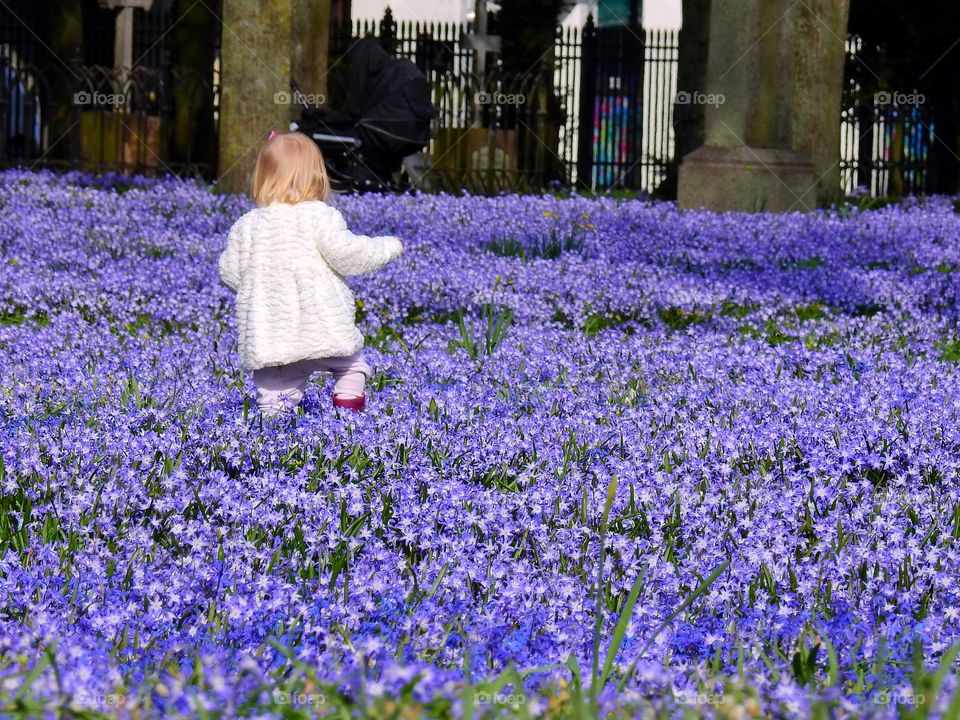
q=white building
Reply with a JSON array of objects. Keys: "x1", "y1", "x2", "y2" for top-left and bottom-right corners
[{"x1": 351, "y1": 1, "x2": 682, "y2": 29}]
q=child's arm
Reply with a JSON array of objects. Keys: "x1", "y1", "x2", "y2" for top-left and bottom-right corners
[
  {"x1": 316, "y1": 207, "x2": 403, "y2": 276},
  {"x1": 218, "y1": 221, "x2": 242, "y2": 291}
]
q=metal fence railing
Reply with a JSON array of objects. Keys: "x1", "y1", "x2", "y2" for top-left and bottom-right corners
[
  {"x1": 0, "y1": 1, "x2": 218, "y2": 179},
  {"x1": 0, "y1": 3, "x2": 945, "y2": 197},
  {"x1": 328, "y1": 15, "x2": 558, "y2": 193},
  {"x1": 0, "y1": 60, "x2": 219, "y2": 178},
  {"x1": 329, "y1": 14, "x2": 681, "y2": 194},
  {"x1": 840, "y1": 36, "x2": 935, "y2": 197}
]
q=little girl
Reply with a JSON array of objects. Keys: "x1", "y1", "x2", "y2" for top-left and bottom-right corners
[{"x1": 218, "y1": 131, "x2": 403, "y2": 416}]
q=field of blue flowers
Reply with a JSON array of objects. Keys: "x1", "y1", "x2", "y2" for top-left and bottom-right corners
[{"x1": 3, "y1": 169, "x2": 960, "y2": 718}]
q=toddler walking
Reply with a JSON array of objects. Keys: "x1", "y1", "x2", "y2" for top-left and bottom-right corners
[{"x1": 218, "y1": 131, "x2": 403, "y2": 416}]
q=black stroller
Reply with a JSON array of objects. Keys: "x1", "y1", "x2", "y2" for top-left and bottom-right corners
[{"x1": 291, "y1": 39, "x2": 434, "y2": 193}]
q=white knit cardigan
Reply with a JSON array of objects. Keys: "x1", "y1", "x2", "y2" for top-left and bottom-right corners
[{"x1": 218, "y1": 200, "x2": 402, "y2": 371}]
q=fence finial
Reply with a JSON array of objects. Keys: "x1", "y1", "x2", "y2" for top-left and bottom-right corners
[{"x1": 380, "y1": 6, "x2": 396, "y2": 53}]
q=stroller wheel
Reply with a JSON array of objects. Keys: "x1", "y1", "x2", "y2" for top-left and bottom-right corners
[{"x1": 323, "y1": 160, "x2": 358, "y2": 194}]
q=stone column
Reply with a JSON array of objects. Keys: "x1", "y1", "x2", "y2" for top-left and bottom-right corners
[
  {"x1": 97, "y1": 0, "x2": 154, "y2": 71},
  {"x1": 217, "y1": 0, "x2": 293, "y2": 194},
  {"x1": 677, "y1": 0, "x2": 819, "y2": 212}
]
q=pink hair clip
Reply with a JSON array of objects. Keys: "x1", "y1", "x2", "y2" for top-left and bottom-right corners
[{"x1": 267, "y1": 130, "x2": 277, "y2": 140}]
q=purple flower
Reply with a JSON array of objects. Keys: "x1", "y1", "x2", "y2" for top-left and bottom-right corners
[{"x1": 2, "y1": 168, "x2": 959, "y2": 715}]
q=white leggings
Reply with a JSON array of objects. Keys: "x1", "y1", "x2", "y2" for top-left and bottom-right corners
[{"x1": 252, "y1": 350, "x2": 371, "y2": 415}]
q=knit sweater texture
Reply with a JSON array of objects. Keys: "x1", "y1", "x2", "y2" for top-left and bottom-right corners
[{"x1": 218, "y1": 200, "x2": 402, "y2": 371}]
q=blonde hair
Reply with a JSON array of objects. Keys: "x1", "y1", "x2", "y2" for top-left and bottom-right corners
[{"x1": 251, "y1": 131, "x2": 330, "y2": 206}]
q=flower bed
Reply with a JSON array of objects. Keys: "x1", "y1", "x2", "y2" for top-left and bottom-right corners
[{"x1": 2, "y1": 170, "x2": 960, "y2": 717}]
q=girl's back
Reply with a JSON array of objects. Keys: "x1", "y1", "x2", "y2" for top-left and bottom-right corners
[{"x1": 218, "y1": 132, "x2": 402, "y2": 414}]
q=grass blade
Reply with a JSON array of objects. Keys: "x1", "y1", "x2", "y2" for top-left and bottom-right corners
[
  {"x1": 617, "y1": 558, "x2": 730, "y2": 692},
  {"x1": 599, "y1": 566, "x2": 647, "y2": 688}
]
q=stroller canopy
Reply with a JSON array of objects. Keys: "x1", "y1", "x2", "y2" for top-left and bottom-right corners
[{"x1": 347, "y1": 39, "x2": 434, "y2": 161}]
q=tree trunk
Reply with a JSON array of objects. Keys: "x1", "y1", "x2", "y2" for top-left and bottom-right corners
[
  {"x1": 45, "y1": 0, "x2": 84, "y2": 164},
  {"x1": 657, "y1": 0, "x2": 710, "y2": 199},
  {"x1": 790, "y1": 0, "x2": 851, "y2": 202},
  {"x1": 928, "y1": 99, "x2": 960, "y2": 195},
  {"x1": 292, "y1": 0, "x2": 332, "y2": 106},
  {"x1": 217, "y1": 0, "x2": 293, "y2": 194},
  {"x1": 169, "y1": 0, "x2": 219, "y2": 172}
]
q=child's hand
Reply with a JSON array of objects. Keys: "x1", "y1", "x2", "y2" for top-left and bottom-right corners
[{"x1": 390, "y1": 237, "x2": 404, "y2": 258}]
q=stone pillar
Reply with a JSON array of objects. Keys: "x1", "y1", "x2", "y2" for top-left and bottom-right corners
[
  {"x1": 217, "y1": 0, "x2": 293, "y2": 194},
  {"x1": 677, "y1": 0, "x2": 821, "y2": 212},
  {"x1": 97, "y1": 0, "x2": 154, "y2": 70}
]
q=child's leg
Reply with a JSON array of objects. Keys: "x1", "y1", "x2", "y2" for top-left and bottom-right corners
[
  {"x1": 323, "y1": 350, "x2": 372, "y2": 399},
  {"x1": 252, "y1": 360, "x2": 312, "y2": 416}
]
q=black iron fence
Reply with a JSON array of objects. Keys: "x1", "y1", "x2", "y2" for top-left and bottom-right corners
[
  {"x1": 328, "y1": 15, "x2": 555, "y2": 193},
  {"x1": 330, "y1": 19, "x2": 944, "y2": 196},
  {"x1": 0, "y1": 59, "x2": 218, "y2": 178},
  {"x1": 840, "y1": 36, "x2": 935, "y2": 197},
  {"x1": 0, "y1": 3, "x2": 945, "y2": 197},
  {"x1": 328, "y1": 14, "x2": 680, "y2": 193},
  {"x1": 0, "y1": 2, "x2": 218, "y2": 178}
]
